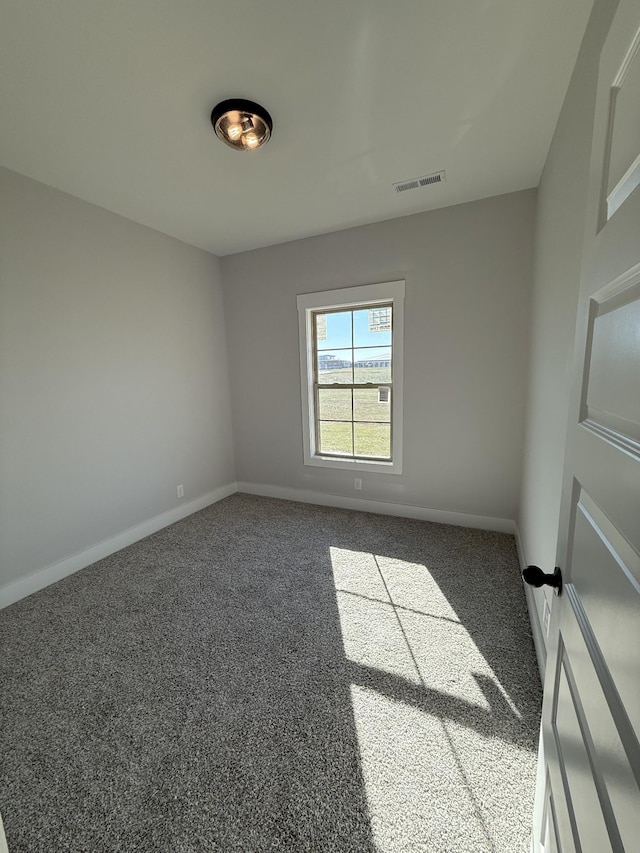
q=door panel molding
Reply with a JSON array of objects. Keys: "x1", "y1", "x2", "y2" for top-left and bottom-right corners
[
  {"x1": 579, "y1": 263, "x2": 640, "y2": 454},
  {"x1": 603, "y1": 23, "x2": 640, "y2": 222},
  {"x1": 549, "y1": 637, "x2": 583, "y2": 852},
  {"x1": 564, "y1": 583, "x2": 640, "y2": 786},
  {"x1": 558, "y1": 638, "x2": 623, "y2": 850}
]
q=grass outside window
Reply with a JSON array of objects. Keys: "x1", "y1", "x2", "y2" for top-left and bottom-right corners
[{"x1": 312, "y1": 306, "x2": 393, "y2": 462}]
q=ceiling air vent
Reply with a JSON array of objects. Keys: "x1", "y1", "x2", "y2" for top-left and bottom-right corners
[{"x1": 393, "y1": 170, "x2": 446, "y2": 193}]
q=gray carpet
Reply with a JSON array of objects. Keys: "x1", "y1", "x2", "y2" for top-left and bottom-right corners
[{"x1": 0, "y1": 494, "x2": 542, "y2": 852}]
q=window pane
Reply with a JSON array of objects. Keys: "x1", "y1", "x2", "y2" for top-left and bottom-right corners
[
  {"x1": 318, "y1": 388, "x2": 352, "y2": 421},
  {"x1": 319, "y1": 421, "x2": 353, "y2": 456},
  {"x1": 315, "y1": 311, "x2": 352, "y2": 351},
  {"x1": 353, "y1": 347, "x2": 391, "y2": 383},
  {"x1": 353, "y1": 307, "x2": 392, "y2": 347},
  {"x1": 354, "y1": 422, "x2": 391, "y2": 458},
  {"x1": 317, "y1": 351, "x2": 353, "y2": 384},
  {"x1": 353, "y1": 387, "x2": 391, "y2": 422}
]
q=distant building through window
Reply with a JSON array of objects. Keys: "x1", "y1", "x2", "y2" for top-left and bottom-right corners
[{"x1": 369, "y1": 306, "x2": 392, "y2": 332}]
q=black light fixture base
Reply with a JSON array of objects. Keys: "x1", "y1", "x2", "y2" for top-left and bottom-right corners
[{"x1": 211, "y1": 99, "x2": 272, "y2": 129}]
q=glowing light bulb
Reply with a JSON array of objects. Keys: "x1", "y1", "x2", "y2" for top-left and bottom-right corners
[{"x1": 212, "y1": 100, "x2": 272, "y2": 151}]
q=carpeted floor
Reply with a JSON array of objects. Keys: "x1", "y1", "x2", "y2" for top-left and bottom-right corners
[{"x1": 0, "y1": 494, "x2": 542, "y2": 852}]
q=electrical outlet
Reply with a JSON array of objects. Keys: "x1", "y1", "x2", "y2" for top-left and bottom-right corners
[
  {"x1": 177, "y1": 484, "x2": 184, "y2": 498},
  {"x1": 354, "y1": 478, "x2": 362, "y2": 491},
  {"x1": 543, "y1": 599, "x2": 551, "y2": 637}
]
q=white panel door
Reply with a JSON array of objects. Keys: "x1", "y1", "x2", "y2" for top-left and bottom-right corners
[{"x1": 534, "y1": 1, "x2": 640, "y2": 851}]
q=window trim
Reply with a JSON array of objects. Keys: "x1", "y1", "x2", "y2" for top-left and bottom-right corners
[{"x1": 297, "y1": 280, "x2": 405, "y2": 475}]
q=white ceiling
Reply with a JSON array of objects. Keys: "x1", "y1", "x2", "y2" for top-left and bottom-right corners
[{"x1": 0, "y1": 0, "x2": 592, "y2": 256}]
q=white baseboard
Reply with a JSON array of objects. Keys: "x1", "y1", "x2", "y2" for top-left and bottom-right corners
[
  {"x1": 514, "y1": 524, "x2": 546, "y2": 683},
  {"x1": 1, "y1": 480, "x2": 518, "y2": 613},
  {"x1": 0, "y1": 482, "x2": 238, "y2": 611},
  {"x1": 237, "y1": 481, "x2": 515, "y2": 534}
]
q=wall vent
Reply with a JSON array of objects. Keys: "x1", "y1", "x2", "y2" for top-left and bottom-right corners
[{"x1": 393, "y1": 170, "x2": 446, "y2": 193}]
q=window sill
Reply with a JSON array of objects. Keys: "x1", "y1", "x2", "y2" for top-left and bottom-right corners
[{"x1": 304, "y1": 454, "x2": 402, "y2": 475}]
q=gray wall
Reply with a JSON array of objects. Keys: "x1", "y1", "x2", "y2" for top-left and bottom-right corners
[
  {"x1": 0, "y1": 167, "x2": 235, "y2": 592},
  {"x1": 519, "y1": 0, "x2": 618, "y2": 655},
  {"x1": 222, "y1": 190, "x2": 536, "y2": 523}
]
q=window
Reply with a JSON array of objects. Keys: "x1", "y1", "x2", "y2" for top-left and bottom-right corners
[{"x1": 297, "y1": 281, "x2": 404, "y2": 474}]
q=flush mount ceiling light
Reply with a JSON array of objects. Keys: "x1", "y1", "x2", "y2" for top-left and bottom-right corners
[{"x1": 211, "y1": 99, "x2": 273, "y2": 151}]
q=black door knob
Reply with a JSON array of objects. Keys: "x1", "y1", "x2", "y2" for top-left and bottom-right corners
[{"x1": 522, "y1": 565, "x2": 563, "y2": 596}]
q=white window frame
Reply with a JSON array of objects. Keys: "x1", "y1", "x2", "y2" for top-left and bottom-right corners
[{"x1": 297, "y1": 280, "x2": 404, "y2": 475}]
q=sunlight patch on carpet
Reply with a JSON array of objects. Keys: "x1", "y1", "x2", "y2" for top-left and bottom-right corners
[{"x1": 330, "y1": 545, "x2": 532, "y2": 851}]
